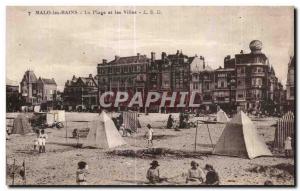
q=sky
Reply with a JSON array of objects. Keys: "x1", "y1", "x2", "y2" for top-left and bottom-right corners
[{"x1": 6, "y1": 6, "x2": 294, "y2": 91}]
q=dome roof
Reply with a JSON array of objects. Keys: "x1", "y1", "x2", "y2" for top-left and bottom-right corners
[{"x1": 249, "y1": 40, "x2": 263, "y2": 54}]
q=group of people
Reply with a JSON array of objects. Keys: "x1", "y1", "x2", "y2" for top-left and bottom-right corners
[
  {"x1": 75, "y1": 160, "x2": 219, "y2": 185},
  {"x1": 166, "y1": 113, "x2": 190, "y2": 130},
  {"x1": 146, "y1": 160, "x2": 219, "y2": 185},
  {"x1": 33, "y1": 129, "x2": 48, "y2": 153}
]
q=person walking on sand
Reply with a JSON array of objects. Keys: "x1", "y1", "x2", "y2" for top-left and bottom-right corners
[
  {"x1": 38, "y1": 129, "x2": 48, "y2": 153},
  {"x1": 186, "y1": 161, "x2": 205, "y2": 184},
  {"x1": 33, "y1": 129, "x2": 40, "y2": 151},
  {"x1": 204, "y1": 164, "x2": 220, "y2": 185},
  {"x1": 76, "y1": 161, "x2": 89, "y2": 185},
  {"x1": 166, "y1": 114, "x2": 174, "y2": 129},
  {"x1": 284, "y1": 136, "x2": 292, "y2": 158},
  {"x1": 146, "y1": 160, "x2": 167, "y2": 184},
  {"x1": 146, "y1": 124, "x2": 154, "y2": 147}
]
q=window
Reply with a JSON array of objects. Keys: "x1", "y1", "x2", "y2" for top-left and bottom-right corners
[
  {"x1": 221, "y1": 81, "x2": 225, "y2": 88},
  {"x1": 238, "y1": 94, "x2": 244, "y2": 98},
  {"x1": 290, "y1": 87, "x2": 294, "y2": 97},
  {"x1": 204, "y1": 82, "x2": 209, "y2": 90},
  {"x1": 257, "y1": 67, "x2": 262, "y2": 73},
  {"x1": 238, "y1": 67, "x2": 245, "y2": 74}
]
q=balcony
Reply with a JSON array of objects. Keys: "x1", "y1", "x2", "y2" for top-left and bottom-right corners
[{"x1": 251, "y1": 72, "x2": 265, "y2": 77}]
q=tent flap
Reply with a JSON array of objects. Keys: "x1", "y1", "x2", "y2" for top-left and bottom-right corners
[
  {"x1": 213, "y1": 111, "x2": 272, "y2": 159},
  {"x1": 83, "y1": 111, "x2": 126, "y2": 149}
]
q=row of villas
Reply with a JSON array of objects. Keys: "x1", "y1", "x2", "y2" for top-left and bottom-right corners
[
  {"x1": 62, "y1": 40, "x2": 289, "y2": 114},
  {"x1": 6, "y1": 71, "x2": 59, "y2": 112}
]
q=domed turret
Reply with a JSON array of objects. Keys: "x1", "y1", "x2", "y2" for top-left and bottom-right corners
[{"x1": 249, "y1": 40, "x2": 263, "y2": 54}]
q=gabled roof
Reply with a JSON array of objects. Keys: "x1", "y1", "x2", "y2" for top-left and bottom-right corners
[
  {"x1": 77, "y1": 76, "x2": 98, "y2": 87},
  {"x1": 190, "y1": 56, "x2": 213, "y2": 73},
  {"x1": 167, "y1": 53, "x2": 189, "y2": 60},
  {"x1": 108, "y1": 55, "x2": 149, "y2": 65},
  {"x1": 39, "y1": 78, "x2": 57, "y2": 85},
  {"x1": 22, "y1": 70, "x2": 37, "y2": 83}
]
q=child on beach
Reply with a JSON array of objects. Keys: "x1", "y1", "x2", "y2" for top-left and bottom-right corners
[
  {"x1": 284, "y1": 136, "x2": 292, "y2": 158},
  {"x1": 33, "y1": 129, "x2": 40, "y2": 151},
  {"x1": 76, "y1": 161, "x2": 89, "y2": 185},
  {"x1": 38, "y1": 129, "x2": 48, "y2": 153},
  {"x1": 204, "y1": 164, "x2": 220, "y2": 185},
  {"x1": 146, "y1": 124, "x2": 153, "y2": 147},
  {"x1": 146, "y1": 160, "x2": 167, "y2": 184},
  {"x1": 186, "y1": 161, "x2": 205, "y2": 184}
]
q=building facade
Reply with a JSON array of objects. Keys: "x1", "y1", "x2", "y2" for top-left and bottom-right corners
[
  {"x1": 90, "y1": 40, "x2": 286, "y2": 114},
  {"x1": 20, "y1": 70, "x2": 38, "y2": 105},
  {"x1": 20, "y1": 70, "x2": 58, "y2": 109},
  {"x1": 63, "y1": 74, "x2": 98, "y2": 111},
  {"x1": 221, "y1": 40, "x2": 283, "y2": 114},
  {"x1": 37, "y1": 77, "x2": 57, "y2": 103},
  {"x1": 213, "y1": 67, "x2": 236, "y2": 114},
  {"x1": 97, "y1": 51, "x2": 193, "y2": 112},
  {"x1": 6, "y1": 79, "x2": 20, "y2": 112},
  {"x1": 286, "y1": 56, "x2": 295, "y2": 112}
]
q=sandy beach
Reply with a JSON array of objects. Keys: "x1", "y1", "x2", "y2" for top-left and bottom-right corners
[{"x1": 6, "y1": 112, "x2": 294, "y2": 186}]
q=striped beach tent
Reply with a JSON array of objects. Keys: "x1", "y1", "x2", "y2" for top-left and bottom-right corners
[
  {"x1": 122, "y1": 111, "x2": 141, "y2": 132},
  {"x1": 273, "y1": 111, "x2": 294, "y2": 150}
]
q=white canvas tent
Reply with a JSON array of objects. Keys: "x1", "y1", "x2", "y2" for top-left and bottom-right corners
[
  {"x1": 216, "y1": 109, "x2": 229, "y2": 123},
  {"x1": 46, "y1": 110, "x2": 65, "y2": 125},
  {"x1": 83, "y1": 111, "x2": 126, "y2": 149},
  {"x1": 213, "y1": 111, "x2": 272, "y2": 159}
]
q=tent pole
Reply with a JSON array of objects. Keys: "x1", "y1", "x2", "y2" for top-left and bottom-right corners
[
  {"x1": 23, "y1": 159, "x2": 26, "y2": 185},
  {"x1": 194, "y1": 121, "x2": 198, "y2": 152},
  {"x1": 65, "y1": 121, "x2": 68, "y2": 143},
  {"x1": 12, "y1": 158, "x2": 15, "y2": 185},
  {"x1": 207, "y1": 123, "x2": 214, "y2": 149}
]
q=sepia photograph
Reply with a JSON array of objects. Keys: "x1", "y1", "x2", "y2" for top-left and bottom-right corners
[{"x1": 5, "y1": 6, "x2": 295, "y2": 186}]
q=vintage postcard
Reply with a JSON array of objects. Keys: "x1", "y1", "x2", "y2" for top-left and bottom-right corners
[{"x1": 6, "y1": 6, "x2": 295, "y2": 186}]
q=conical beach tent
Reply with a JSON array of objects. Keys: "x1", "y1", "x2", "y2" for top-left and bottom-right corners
[
  {"x1": 83, "y1": 111, "x2": 126, "y2": 149},
  {"x1": 216, "y1": 109, "x2": 229, "y2": 123},
  {"x1": 213, "y1": 111, "x2": 272, "y2": 159},
  {"x1": 11, "y1": 114, "x2": 32, "y2": 135}
]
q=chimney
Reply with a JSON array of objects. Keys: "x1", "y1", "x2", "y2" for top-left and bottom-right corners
[
  {"x1": 72, "y1": 75, "x2": 76, "y2": 80},
  {"x1": 102, "y1": 59, "x2": 107, "y2": 64},
  {"x1": 89, "y1": 74, "x2": 92, "y2": 78},
  {"x1": 137, "y1": 53, "x2": 140, "y2": 60},
  {"x1": 240, "y1": 50, "x2": 244, "y2": 54},
  {"x1": 203, "y1": 61, "x2": 206, "y2": 69},
  {"x1": 176, "y1": 50, "x2": 180, "y2": 55},
  {"x1": 115, "y1": 55, "x2": 120, "y2": 60},
  {"x1": 162, "y1": 52, "x2": 167, "y2": 60},
  {"x1": 151, "y1": 52, "x2": 156, "y2": 61}
]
